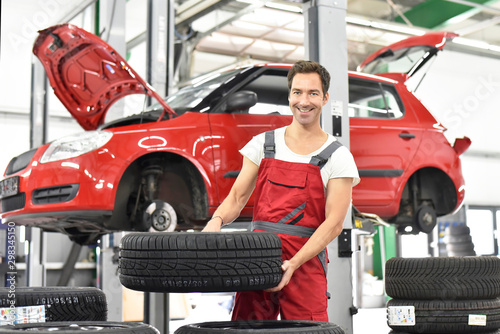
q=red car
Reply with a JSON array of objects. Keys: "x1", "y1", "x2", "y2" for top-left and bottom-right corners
[{"x1": 0, "y1": 25, "x2": 469, "y2": 244}]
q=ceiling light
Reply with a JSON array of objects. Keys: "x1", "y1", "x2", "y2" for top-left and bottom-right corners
[
  {"x1": 453, "y1": 37, "x2": 490, "y2": 49},
  {"x1": 265, "y1": 2, "x2": 302, "y2": 13},
  {"x1": 346, "y1": 16, "x2": 426, "y2": 36},
  {"x1": 453, "y1": 37, "x2": 500, "y2": 54}
]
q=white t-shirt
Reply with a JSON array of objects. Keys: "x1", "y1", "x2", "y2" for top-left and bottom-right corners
[{"x1": 240, "y1": 126, "x2": 360, "y2": 189}]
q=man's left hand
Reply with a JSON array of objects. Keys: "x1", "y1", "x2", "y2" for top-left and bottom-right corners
[{"x1": 265, "y1": 260, "x2": 296, "y2": 292}]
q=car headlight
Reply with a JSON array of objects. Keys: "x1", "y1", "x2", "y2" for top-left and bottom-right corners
[{"x1": 40, "y1": 131, "x2": 113, "y2": 163}]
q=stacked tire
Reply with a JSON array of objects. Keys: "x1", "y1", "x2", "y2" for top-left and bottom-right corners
[
  {"x1": 385, "y1": 257, "x2": 500, "y2": 333},
  {"x1": 118, "y1": 231, "x2": 346, "y2": 334},
  {"x1": 0, "y1": 287, "x2": 159, "y2": 333},
  {"x1": 443, "y1": 225, "x2": 476, "y2": 256}
]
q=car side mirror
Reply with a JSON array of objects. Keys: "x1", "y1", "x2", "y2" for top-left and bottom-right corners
[{"x1": 226, "y1": 90, "x2": 258, "y2": 112}]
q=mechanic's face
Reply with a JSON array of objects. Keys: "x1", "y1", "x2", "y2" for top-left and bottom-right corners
[{"x1": 288, "y1": 72, "x2": 329, "y2": 127}]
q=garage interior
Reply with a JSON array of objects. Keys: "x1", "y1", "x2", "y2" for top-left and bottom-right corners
[{"x1": 1, "y1": 0, "x2": 500, "y2": 333}]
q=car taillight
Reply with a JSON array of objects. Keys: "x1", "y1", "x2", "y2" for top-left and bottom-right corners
[{"x1": 453, "y1": 137, "x2": 471, "y2": 156}]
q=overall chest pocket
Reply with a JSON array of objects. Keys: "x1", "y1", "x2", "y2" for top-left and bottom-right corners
[{"x1": 261, "y1": 167, "x2": 310, "y2": 216}]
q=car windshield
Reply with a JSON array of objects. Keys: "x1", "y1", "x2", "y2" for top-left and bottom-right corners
[
  {"x1": 361, "y1": 46, "x2": 433, "y2": 75},
  {"x1": 103, "y1": 68, "x2": 242, "y2": 125},
  {"x1": 164, "y1": 69, "x2": 241, "y2": 113}
]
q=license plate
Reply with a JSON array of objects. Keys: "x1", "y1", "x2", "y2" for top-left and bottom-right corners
[{"x1": 0, "y1": 176, "x2": 19, "y2": 199}]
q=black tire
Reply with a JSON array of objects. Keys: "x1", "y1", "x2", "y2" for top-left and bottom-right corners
[
  {"x1": 387, "y1": 298, "x2": 500, "y2": 333},
  {"x1": 442, "y1": 234, "x2": 472, "y2": 243},
  {"x1": 447, "y1": 250, "x2": 476, "y2": 256},
  {"x1": 385, "y1": 257, "x2": 500, "y2": 300},
  {"x1": 0, "y1": 321, "x2": 159, "y2": 333},
  {"x1": 119, "y1": 232, "x2": 283, "y2": 293},
  {"x1": 174, "y1": 320, "x2": 345, "y2": 334},
  {"x1": 445, "y1": 225, "x2": 470, "y2": 235},
  {"x1": 0, "y1": 287, "x2": 107, "y2": 322},
  {"x1": 446, "y1": 242, "x2": 474, "y2": 252}
]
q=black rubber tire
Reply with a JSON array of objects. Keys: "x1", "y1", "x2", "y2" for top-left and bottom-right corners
[
  {"x1": 387, "y1": 298, "x2": 500, "y2": 333},
  {"x1": 0, "y1": 287, "x2": 107, "y2": 322},
  {"x1": 174, "y1": 320, "x2": 345, "y2": 333},
  {"x1": 442, "y1": 234, "x2": 472, "y2": 243},
  {"x1": 445, "y1": 225, "x2": 470, "y2": 235},
  {"x1": 119, "y1": 232, "x2": 283, "y2": 293},
  {"x1": 447, "y1": 250, "x2": 477, "y2": 256},
  {"x1": 446, "y1": 242, "x2": 475, "y2": 252},
  {"x1": 0, "y1": 321, "x2": 159, "y2": 333},
  {"x1": 385, "y1": 257, "x2": 500, "y2": 300}
]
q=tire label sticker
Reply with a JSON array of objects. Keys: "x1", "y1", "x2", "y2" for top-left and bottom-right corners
[
  {"x1": 0, "y1": 305, "x2": 46, "y2": 325},
  {"x1": 469, "y1": 314, "x2": 487, "y2": 326},
  {"x1": 387, "y1": 306, "x2": 415, "y2": 326}
]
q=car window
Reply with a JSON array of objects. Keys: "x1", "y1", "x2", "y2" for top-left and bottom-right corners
[
  {"x1": 239, "y1": 73, "x2": 292, "y2": 115},
  {"x1": 348, "y1": 78, "x2": 404, "y2": 119},
  {"x1": 361, "y1": 46, "x2": 432, "y2": 75},
  {"x1": 165, "y1": 69, "x2": 241, "y2": 113}
]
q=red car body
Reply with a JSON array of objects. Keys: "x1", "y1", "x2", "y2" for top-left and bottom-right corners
[{"x1": 0, "y1": 25, "x2": 469, "y2": 243}]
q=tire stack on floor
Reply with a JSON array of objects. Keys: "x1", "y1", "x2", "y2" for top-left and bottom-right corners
[
  {"x1": 385, "y1": 256, "x2": 500, "y2": 334},
  {"x1": 0, "y1": 286, "x2": 160, "y2": 333},
  {"x1": 118, "y1": 231, "x2": 346, "y2": 334},
  {"x1": 443, "y1": 224, "x2": 476, "y2": 256}
]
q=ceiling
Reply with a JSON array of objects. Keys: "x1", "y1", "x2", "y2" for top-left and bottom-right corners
[
  {"x1": 181, "y1": 0, "x2": 500, "y2": 72},
  {"x1": 2, "y1": 0, "x2": 500, "y2": 77}
]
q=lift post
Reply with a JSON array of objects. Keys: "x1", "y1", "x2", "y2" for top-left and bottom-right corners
[{"x1": 303, "y1": 1, "x2": 354, "y2": 333}]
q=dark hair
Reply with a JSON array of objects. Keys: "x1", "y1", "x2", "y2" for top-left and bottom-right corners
[{"x1": 287, "y1": 60, "x2": 331, "y2": 96}]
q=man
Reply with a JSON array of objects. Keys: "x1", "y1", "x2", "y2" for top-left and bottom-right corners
[{"x1": 202, "y1": 60, "x2": 359, "y2": 321}]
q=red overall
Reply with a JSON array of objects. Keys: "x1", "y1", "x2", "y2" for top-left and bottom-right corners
[{"x1": 231, "y1": 131, "x2": 342, "y2": 321}]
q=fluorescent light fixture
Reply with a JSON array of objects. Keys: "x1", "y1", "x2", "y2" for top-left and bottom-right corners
[
  {"x1": 237, "y1": 0, "x2": 263, "y2": 3},
  {"x1": 453, "y1": 36, "x2": 490, "y2": 49},
  {"x1": 453, "y1": 37, "x2": 500, "y2": 53},
  {"x1": 265, "y1": 1, "x2": 302, "y2": 13},
  {"x1": 346, "y1": 16, "x2": 426, "y2": 36},
  {"x1": 489, "y1": 44, "x2": 500, "y2": 53}
]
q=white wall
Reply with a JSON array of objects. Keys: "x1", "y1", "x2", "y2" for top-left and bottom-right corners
[{"x1": 0, "y1": 0, "x2": 87, "y2": 173}]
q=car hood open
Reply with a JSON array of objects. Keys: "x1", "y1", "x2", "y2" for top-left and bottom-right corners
[{"x1": 33, "y1": 23, "x2": 175, "y2": 130}]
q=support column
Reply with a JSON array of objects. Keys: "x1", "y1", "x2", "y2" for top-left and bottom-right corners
[
  {"x1": 144, "y1": 2, "x2": 175, "y2": 332},
  {"x1": 27, "y1": 50, "x2": 49, "y2": 287},
  {"x1": 96, "y1": 0, "x2": 126, "y2": 321},
  {"x1": 303, "y1": 1, "x2": 354, "y2": 333},
  {"x1": 147, "y1": 0, "x2": 174, "y2": 98}
]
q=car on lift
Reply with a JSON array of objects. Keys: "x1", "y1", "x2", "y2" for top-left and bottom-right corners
[{"x1": 0, "y1": 24, "x2": 470, "y2": 244}]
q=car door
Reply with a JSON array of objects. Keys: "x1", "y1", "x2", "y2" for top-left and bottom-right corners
[{"x1": 349, "y1": 76, "x2": 423, "y2": 212}]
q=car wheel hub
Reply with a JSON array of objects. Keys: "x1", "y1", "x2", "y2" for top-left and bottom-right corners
[
  {"x1": 143, "y1": 200, "x2": 177, "y2": 232},
  {"x1": 415, "y1": 205, "x2": 437, "y2": 234}
]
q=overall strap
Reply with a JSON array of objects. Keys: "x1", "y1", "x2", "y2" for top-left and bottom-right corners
[
  {"x1": 251, "y1": 220, "x2": 316, "y2": 238},
  {"x1": 309, "y1": 140, "x2": 343, "y2": 169},
  {"x1": 251, "y1": 220, "x2": 328, "y2": 277},
  {"x1": 264, "y1": 130, "x2": 276, "y2": 159}
]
